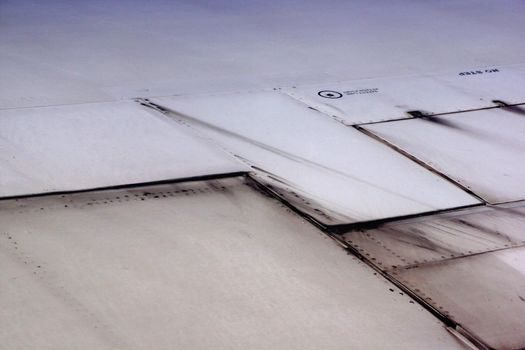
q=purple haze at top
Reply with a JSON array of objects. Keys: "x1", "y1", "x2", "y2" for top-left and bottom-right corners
[{"x1": 1, "y1": 0, "x2": 525, "y2": 108}]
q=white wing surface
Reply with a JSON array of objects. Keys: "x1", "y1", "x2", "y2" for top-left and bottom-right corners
[{"x1": 2, "y1": 1, "x2": 525, "y2": 349}]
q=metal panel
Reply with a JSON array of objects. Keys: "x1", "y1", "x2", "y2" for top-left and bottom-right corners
[
  {"x1": 343, "y1": 202, "x2": 525, "y2": 270},
  {"x1": 0, "y1": 101, "x2": 246, "y2": 198},
  {"x1": 0, "y1": 177, "x2": 465, "y2": 350},
  {"x1": 365, "y1": 108, "x2": 525, "y2": 203},
  {"x1": 150, "y1": 92, "x2": 478, "y2": 225},
  {"x1": 342, "y1": 202, "x2": 525, "y2": 349},
  {"x1": 2, "y1": 1, "x2": 525, "y2": 109},
  {"x1": 284, "y1": 65, "x2": 525, "y2": 125},
  {"x1": 396, "y1": 248, "x2": 525, "y2": 350}
]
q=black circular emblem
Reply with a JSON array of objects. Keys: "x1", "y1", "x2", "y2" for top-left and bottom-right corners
[{"x1": 318, "y1": 90, "x2": 343, "y2": 99}]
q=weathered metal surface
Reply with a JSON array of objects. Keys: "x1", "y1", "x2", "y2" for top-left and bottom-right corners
[
  {"x1": 342, "y1": 202, "x2": 525, "y2": 270},
  {"x1": 150, "y1": 92, "x2": 478, "y2": 225},
  {"x1": 0, "y1": 177, "x2": 465, "y2": 350},
  {"x1": 2, "y1": 1, "x2": 525, "y2": 348},
  {"x1": 342, "y1": 202, "x2": 525, "y2": 349},
  {"x1": 0, "y1": 101, "x2": 246, "y2": 198},
  {"x1": 396, "y1": 248, "x2": 525, "y2": 350},
  {"x1": 365, "y1": 108, "x2": 525, "y2": 203}
]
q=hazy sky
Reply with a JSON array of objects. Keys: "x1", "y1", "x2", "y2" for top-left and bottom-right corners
[{"x1": 2, "y1": 0, "x2": 524, "y2": 108}]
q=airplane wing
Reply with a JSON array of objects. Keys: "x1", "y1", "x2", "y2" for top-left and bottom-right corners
[{"x1": 2, "y1": 1, "x2": 525, "y2": 349}]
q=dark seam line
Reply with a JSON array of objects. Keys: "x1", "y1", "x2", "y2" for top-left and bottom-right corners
[
  {"x1": 136, "y1": 98, "x2": 490, "y2": 348},
  {"x1": 330, "y1": 233, "x2": 490, "y2": 350},
  {"x1": 245, "y1": 174, "x2": 331, "y2": 232},
  {"x1": 395, "y1": 243, "x2": 525, "y2": 272},
  {"x1": 247, "y1": 174, "x2": 491, "y2": 349},
  {"x1": 487, "y1": 198, "x2": 525, "y2": 206},
  {"x1": 327, "y1": 202, "x2": 485, "y2": 234},
  {"x1": 354, "y1": 125, "x2": 487, "y2": 203},
  {"x1": 0, "y1": 171, "x2": 249, "y2": 202},
  {"x1": 137, "y1": 98, "x2": 487, "y2": 233},
  {"x1": 354, "y1": 102, "x2": 525, "y2": 127}
]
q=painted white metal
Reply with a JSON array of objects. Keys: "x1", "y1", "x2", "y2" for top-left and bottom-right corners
[
  {"x1": 0, "y1": 177, "x2": 465, "y2": 350},
  {"x1": 151, "y1": 92, "x2": 479, "y2": 225},
  {"x1": 365, "y1": 108, "x2": 525, "y2": 203},
  {"x1": 0, "y1": 101, "x2": 246, "y2": 198},
  {"x1": 396, "y1": 247, "x2": 525, "y2": 350},
  {"x1": 284, "y1": 64, "x2": 525, "y2": 125},
  {"x1": 2, "y1": 1, "x2": 525, "y2": 109}
]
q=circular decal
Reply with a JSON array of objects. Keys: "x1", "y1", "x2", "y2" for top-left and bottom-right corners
[{"x1": 318, "y1": 90, "x2": 343, "y2": 99}]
